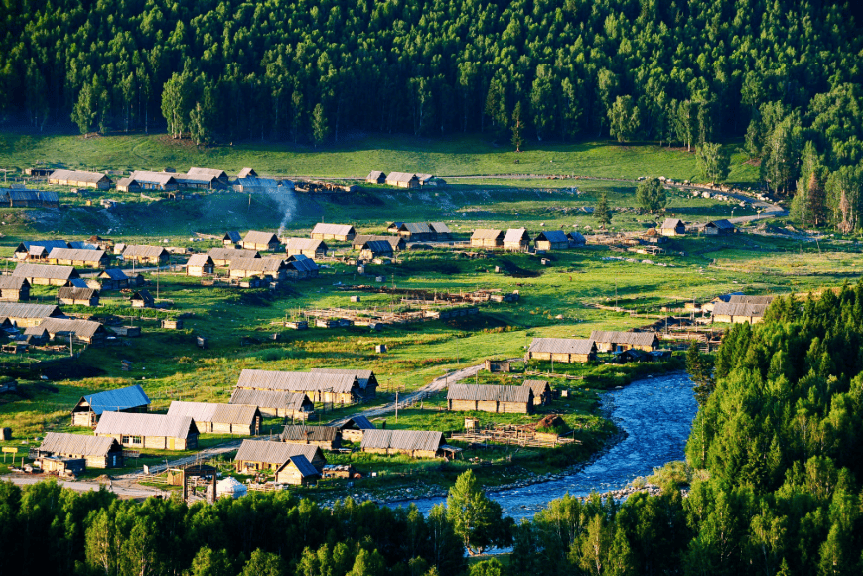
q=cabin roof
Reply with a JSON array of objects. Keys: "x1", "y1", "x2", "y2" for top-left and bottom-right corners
[
  {"x1": 528, "y1": 337, "x2": 597, "y2": 355},
  {"x1": 446, "y1": 384, "x2": 532, "y2": 403},
  {"x1": 94, "y1": 412, "x2": 198, "y2": 438}
]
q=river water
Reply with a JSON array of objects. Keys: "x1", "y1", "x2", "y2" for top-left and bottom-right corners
[{"x1": 396, "y1": 372, "x2": 697, "y2": 521}]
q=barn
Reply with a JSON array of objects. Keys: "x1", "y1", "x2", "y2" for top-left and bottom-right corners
[
  {"x1": 229, "y1": 257, "x2": 287, "y2": 280},
  {"x1": 275, "y1": 455, "x2": 321, "y2": 486},
  {"x1": 35, "y1": 433, "x2": 124, "y2": 469},
  {"x1": 96, "y1": 269, "x2": 130, "y2": 290},
  {"x1": 446, "y1": 384, "x2": 533, "y2": 414},
  {"x1": 13, "y1": 240, "x2": 69, "y2": 260},
  {"x1": 186, "y1": 254, "x2": 214, "y2": 276},
  {"x1": 285, "y1": 238, "x2": 327, "y2": 259},
  {"x1": 589, "y1": 330, "x2": 660, "y2": 352},
  {"x1": 12, "y1": 263, "x2": 79, "y2": 286},
  {"x1": 127, "y1": 171, "x2": 178, "y2": 191},
  {"x1": 58, "y1": 287, "x2": 99, "y2": 306},
  {"x1": 310, "y1": 368, "x2": 378, "y2": 399},
  {"x1": 503, "y1": 228, "x2": 530, "y2": 251},
  {"x1": 234, "y1": 439, "x2": 327, "y2": 472},
  {"x1": 235, "y1": 369, "x2": 360, "y2": 404},
  {"x1": 360, "y1": 430, "x2": 445, "y2": 458},
  {"x1": 385, "y1": 172, "x2": 419, "y2": 188},
  {"x1": 0, "y1": 302, "x2": 62, "y2": 327},
  {"x1": 0, "y1": 276, "x2": 30, "y2": 302},
  {"x1": 659, "y1": 218, "x2": 685, "y2": 236},
  {"x1": 122, "y1": 245, "x2": 170, "y2": 265},
  {"x1": 335, "y1": 415, "x2": 375, "y2": 443},
  {"x1": 522, "y1": 379, "x2": 552, "y2": 405},
  {"x1": 527, "y1": 338, "x2": 597, "y2": 363},
  {"x1": 281, "y1": 425, "x2": 341, "y2": 450},
  {"x1": 311, "y1": 223, "x2": 357, "y2": 241},
  {"x1": 49, "y1": 169, "x2": 110, "y2": 190},
  {"x1": 534, "y1": 230, "x2": 569, "y2": 251},
  {"x1": 71, "y1": 384, "x2": 151, "y2": 427},
  {"x1": 47, "y1": 248, "x2": 108, "y2": 268},
  {"x1": 241, "y1": 231, "x2": 280, "y2": 252},
  {"x1": 36, "y1": 318, "x2": 108, "y2": 345},
  {"x1": 711, "y1": 302, "x2": 770, "y2": 324},
  {"x1": 359, "y1": 240, "x2": 394, "y2": 259},
  {"x1": 167, "y1": 401, "x2": 262, "y2": 435},
  {"x1": 471, "y1": 229, "x2": 504, "y2": 248},
  {"x1": 207, "y1": 247, "x2": 260, "y2": 266},
  {"x1": 95, "y1": 412, "x2": 199, "y2": 450},
  {"x1": 229, "y1": 388, "x2": 314, "y2": 419},
  {"x1": 366, "y1": 171, "x2": 386, "y2": 184}
]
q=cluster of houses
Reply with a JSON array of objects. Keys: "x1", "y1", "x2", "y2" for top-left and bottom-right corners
[
  {"x1": 33, "y1": 167, "x2": 279, "y2": 193},
  {"x1": 365, "y1": 171, "x2": 444, "y2": 188},
  {"x1": 657, "y1": 218, "x2": 737, "y2": 237},
  {"x1": 470, "y1": 228, "x2": 586, "y2": 251}
]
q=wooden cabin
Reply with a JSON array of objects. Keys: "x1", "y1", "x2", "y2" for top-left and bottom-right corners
[
  {"x1": 471, "y1": 229, "x2": 504, "y2": 248},
  {"x1": 446, "y1": 384, "x2": 533, "y2": 414},
  {"x1": 568, "y1": 231, "x2": 586, "y2": 247},
  {"x1": 127, "y1": 171, "x2": 178, "y2": 191},
  {"x1": 534, "y1": 230, "x2": 569, "y2": 251},
  {"x1": 35, "y1": 317, "x2": 107, "y2": 345},
  {"x1": 187, "y1": 167, "x2": 228, "y2": 187},
  {"x1": 129, "y1": 290, "x2": 155, "y2": 308},
  {"x1": 359, "y1": 240, "x2": 394, "y2": 260},
  {"x1": 526, "y1": 338, "x2": 597, "y2": 363},
  {"x1": 22, "y1": 325, "x2": 49, "y2": 345},
  {"x1": 223, "y1": 231, "x2": 242, "y2": 247},
  {"x1": 2, "y1": 190, "x2": 59, "y2": 208},
  {"x1": 167, "y1": 401, "x2": 262, "y2": 435},
  {"x1": 275, "y1": 455, "x2": 321, "y2": 486},
  {"x1": 712, "y1": 302, "x2": 770, "y2": 324},
  {"x1": 96, "y1": 268, "x2": 130, "y2": 290},
  {"x1": 702, "y1": 219, "x2": 736, "y2": 235},
  {"x1": 281, "y1": 425, "x2": 341, "y2": 450},
  {"x1": 122, "y1": 245, "x2": 170, "y2": 265},
  {"x1": 234, "y1": 439, "x2": 326, "y2": 472},
  {"x1": 659, "y1": 218, "x2": 685, "y2": 237},
  {"x1": 352, "y1": 235, "x2": 405, "y2": 251},
  {"x1": 335, "y1": 415, "x2": 376, "y2": 443},
  {"x1": 49, "y1": 169, "x2": 110, "y2": 190},
  {"x1": 186, "y1": 254, "x2": 214, "y2": 276},
  {"x1": 95, "y1": 412, "x2": 199, "y2": 450},
  {"x1": 311, "y1": 223, "x2": 357, "y2": 241},
  {"x1": 25, "y1": 167, "x2": 54, "y2": 177},
  {"x1": 58, "y1": 287, "x2": 99, "y2": 306},
  {"x1": 35, "y1": 433, "x2": 124, "y2": 469},
  {"x1": 71, "y1": 384, "x2": 151, "y2": 427},
  {"x1": 115, "y1": 177, "x2": 140, "y2": 192},
  {"x1": 395, "y1": 222, "x2": 433, "y2": 241},
  {"x1": 241, "y1": 231, "x2": 280, "y2": 252},
  {"x1": 13, "y1": 240, "x2": 69, "y2": 260},
  {"x1": 310, "y1": 368, "x2": 378, "y2": 399},
  {"x1": 503, "y1": 228, "x2": 530, "y2": 252},
  {"x1": 285, "y1": 238, "x2": 327, "y2": 259},
  {"x1": 229, "y1": 388, "x2": 314, "y2": 419},
  {"x1": 12, "y1": 263, "x2": 79, "y2": 286},
  {"x1": 234, "y1": 369, "x2": 360, "y2": 404},
  {"x1": 589, "y1": 330, "x2": 660, "y2": 352},
  {"x1": 238, "y1": 168, "x2": 257, "y2": 178},
  {"x1": 384, "y1": 172, "x2": 419, "y2": 188},
  {"x1": 285, "y1": 255, "x2": 320, "y2": 279},
  {"x1": 429, "y1": 222, "x2": 452, "y2": 239},
  {"x1": 365, "y1": 170, "x2": 386, "y2": 184},
  {"x1": 0, "y1": 302, "x2": 62, "y2": 328},
  {"x1": 229, "y1": 257, "x2": 287, "y2": 280},
  {"x1": 207, "y1": 247, "x2": 260, "y2": 266},
  {"x1": 522, "y1": 380, "x2": 552, "y2": 406},
  {"x1": 0, "y1": 276, "x2": 30, "y2": 302},
  {"x1": 360, "y1": 430, "x2": 445, "y2": 458}
]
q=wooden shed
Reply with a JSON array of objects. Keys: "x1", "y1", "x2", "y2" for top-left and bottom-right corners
[
  {"x1": 471, "y1": 229, "x2": 504, "y2": 248},
  {"x1": 275, "y1": 455, "x2": 321, "y2": 485},
  {"x1": 49, "y1": 169, "x2": 110, "y2": 190},
  {"x1": 285, "y1": 238, "x2": 328, "y2": 259},
  {"x1": 395, "y1": 222, "x2": 433, "y2": 241},
  {"x1": 207, "y1": 247, "x2": 260, "y2": 266},
  {"x1": 223, "y1": 231, "x2": 242, "y2": 246},
  {"x1": 659, "y1": 218, "x2": 686, "y2": 237},
  {"x1": 241, "y1": 231, "x2": 280, "y2": 252},
  {"x1": 503, "y1": 228, "x2": 530, "y2": 251},
  {"x1": 311, "y1": 223, "x2": 357, "y2": 241},
  {"x1": 365, "y1": 170, "x2": 386, "y2": 184},
  {"x1": 35, "y1": 317, "x2": 107, "y2": 345},
  {"x1": 335, "y1": 415, "x2": 376, "y2": 443},
  {"x1": 526, "y1": 338, "x2": 597, "y2": 363},
  {"x1": 122, "y1": 245, "x2": 170, "y2": 265},
  {"x1": 12, "y1": 263, "x2": 79, "y2": 286},
  {"x1": 0, "y1": 302, "x2": 62, "y2": 327},
  {"x1": 589, "y1": 330, "x2": 660, "y2": 352},
  {"x1": 0, "y1": 276, "x2": 30, "y2": 302},
  {"x1": 234, "y1": 439, "x2": 327, "y2": 472},
  {"x1": 360, "y1": 430, "x2": 445, "y2": 458},
  {"x1": 359, "y1": 240, "x2": 394, "y2": 260},
  {"x1": 58, "y1": 287, "x2": 99, "y2": 306},
  {"x1": 94, "y1": 412, "x2": 199, "y2": 450},
  {"x1": 385, "y1": 172, "x2": 419, "y2": 188},
  {"x1": 115, "y1": 177, "x2": 140, "y2": 192},
  {"x1": 235, "y1": 369, "x2": 360, "y2": 404},
  {"x1": 167, "y1": 401, "x2": 262, "y2": 435},
  {"x1": 567, "y1": 231, "x2": 587, "y2": 247},
  {"x1": 238, "y1": 168, "x2": 257, "y2": 178},
  {"x1": 310, "y1": 368, "x2": 378, "y2": 399},
  {"x1": 711, "y1": 302, "x2": 770, "y2": 325},
  {"x1": 126, "y1": 171, "x2": 177, "y2": 191},
  {"x1": 534, "y1": 230, "x2": 569, "y2": 251},
  {"x1": 186, "y1": 254, "x2": 214, "y2": 276},
  {"x1": 702, "y1": 219, "x2": 736, "y2": 235},
  {"x1": 35, "y1": 432, "x2": 124, "y2": 468},
  {"x1": 96, "y1": 268, "x2": 130, "y2": 290},
  {"x1": 429, "y1": 222, "x2": 452, "y2": 239},
  {"x1": 229, "y1": 257, "x2": 287, "y2": 280},
  {"x1": 281, "y1": 425, "x2": 341, "y2": 450},
  {"x1": 25, "y1": 167, "x2": 54, "y2": 177},
  {"x1": 129, "y1": 290, "x2": 155, "y2": 308},
  {"x1": 352, "y1": 235, "x2": 405, "y2": 251},
  {"x1": 446, "y1": 384, "x2": 533, "y2": 414},
  {"x1": 522, "y1": 380, "x2": 552, "y2": 405},
  {"x1": 229, "y1": 388, "x2": 314, "y2": 419},
  {"x1": 286, "y1": 255, "x2": 320, "y2": 279},
  {"x1": 187, "y1": 167, "x2": 228, "y2": 186}
]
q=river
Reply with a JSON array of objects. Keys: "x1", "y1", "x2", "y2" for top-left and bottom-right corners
[{"x1": 395, "y1": 372, "x2": 697, "y2": 521}]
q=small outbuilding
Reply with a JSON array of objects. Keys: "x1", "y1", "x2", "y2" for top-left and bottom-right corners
[
  {"x1": 275, "y1": 455, "x2": 321, "y2": 486},
  {"x1": 223, "y1": 231, "x2": 242, "y2": 246},
  {"x1": 96, "y1": 268, "x2": 130, "y2": 290},
  {"x1": 471, "y1": 229, "x2": 504, "y2": 248},
  {"x1": 503, "y1": 228, "x2": 530, "y2": 252},
  {"x1": 129, "y1": 290, "x2": 155, "y2": 308},
  {"x1": 659, "y1": 218, "x2": 685, "y2": 237},
  {"x1": 702, "y1": 219, "x2": 736, "y2": 235},
  {"x1": 285, "y1": 238, "x2": 328, "y2": 259},
  {"x1": 366, "y1": 171, "x2": 386, "y2": 184},
  {"x1": 385, "y1": 172, "x2": 419, "y2": 188},
  {"x1": 186, "y1": 254, "x2": 214, "y2": 276},
  {"x1": 335, "y1": 415, "x2": 376, "y2": 443},
  {"x1": 522, "y1": 379, "x2": 552, "y2": 405},
  {"x1": 311, "y1": 223, "x2": 357, "y2": 241},
  {"x1": 58, "y1": 287, "x2": 99, "y2": 307},
  {"x1": 0, "y1": 276, "x2": 30, "y2": 302},
  {"x1": 359, "y1": 240, "x2": 394, "y2": 259},
  {"x1": 534, "y1": 230, "x2": 569, "y2": 251},
  {"x1": 241, "y1": 231, "x2": 280, "y2": 252}
]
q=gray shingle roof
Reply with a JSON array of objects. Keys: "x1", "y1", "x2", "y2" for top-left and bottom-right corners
[
  {"x1": 237, "y1": 168, "x2": 257, "y2": 178},
  {"x1": 167, "y1": 401, "x2": 259, "y2": 425},
  {"x1": 0, "y1": 302, "x2": 60, "y2": 319},
  {"x1": 49, "y1": 169, "x2": 108, "y2": 184},
  {"x1": 385, "y1": 172, "x2": 418, "y2": 184},
  {"x1": 312, "y1": 223, "x2": 355, "y2": 236},
  {"x1": 589, "y1": 331, "x2": 658, "y2": 347},
  {"x1": 129, "y1": 171, "x2": 177, "y2": 186},
  {"x1": 188, "y1": 167, "x2": 227, "y2": 179},
  {"x1": 528, "y1": 338, "x2": 597, "y2": 355},
  {"x1": 58, "y1": 287, "x2": 98, "y2": 300},
  {"x1": 361, "y1": 430, "x2": 443, "y2": 452},
  {"x1": 0, "y1": 276, "x2": 28, "y2": 289},
  {"x1": 706, "y1": 219, "x2": 735, "y2": 230},
  {"x1": 398, "y1": 222, "x2": 432, "y2": 234},
  {"x1": 727, "y1": 295, "x2": 775, "y2": 305},
  {"x1": 712, "y1": 302, "x2": 770, "y2": 317},
  {"x1": 229, "y1": 257, "x2": 285, "y2": 272},
  {"x1": 243, "y1": 231, "x2": 279, "y2": 245},
  {"x1": 48, "y1": 248, "x2": 106, "y2": 263},
  {"x1": 76, "y1": 384, "x2": 151, "y2": 415},
  {"x1": 429, "y1": 222, "x2": 451, "y2": 234},
  {"x1": 234, "y1": 439, "x2": 322, "y2": 465},
  {"x1": 310, "y1": 369, "x2": 375, "y2": 389},
  {"x1": 229, "y1": 388, "x2": 311, "y2": 411},
  {"x1": 236, "y1": 369, "x2": 357, "y2": 394},
  {"x1": 94, "y1": 412, "x2": 197, "y2": 439},
  {"x1": 37, "y1": 318, "x2": 104, "y2": 338},
  {"x1": 366, "y1": 170, "x2": 385, "y2": 180},
  {"x1": 4, "y1": 190, "x2": 59, "y2": 203},
  {"x1": 522, "y1": 380, "x2": 550, "y2": 395},
  {"x1": 122, "y1": 245, "x2": 168, "y2": 259},
  {"x1": 38, "y1": 432, "x2": 119, "y2": 457},
  {"x1": 186, "y1": 254, "x2": 213, "y2": 267},
  {"x1": 361, "y1": 240, "x2": 394, "y2": 253},
  {"x1": 207, "y1": 248, "x2": 260, "y2": 262},
  {"x1": 12, "y1": 263, "x2": 78, "y2": 280},
  {"x1": 446, "y1": 384, "x2": 532, "y2": 403},
  {"x1": 472, "y1": 229, "x2": 504, "y2": 240},
  {"x1": 284, "y1": 238, "x2": 325, "y2": 251},
  {"x1": 660, "y1": 218, "x2": 684, "y2": 229},
  {"x1": 281, "y1": 425, "x2": 339, "y2": 442},
  {"x1": 503, "y1": 228, "x2": 529, "y2": 244}
]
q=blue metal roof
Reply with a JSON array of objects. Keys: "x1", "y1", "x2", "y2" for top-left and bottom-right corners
[
  {"x1": 83, "y1": 384, "x2": 150, "y2": 415},
  {"x1": 286, "y1": 455, "x2": 319, "y2": 478}
]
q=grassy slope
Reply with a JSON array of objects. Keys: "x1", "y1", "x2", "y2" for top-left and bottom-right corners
[{"x1": 0, "y1": 131, "x2": 760, "y2": 186}]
